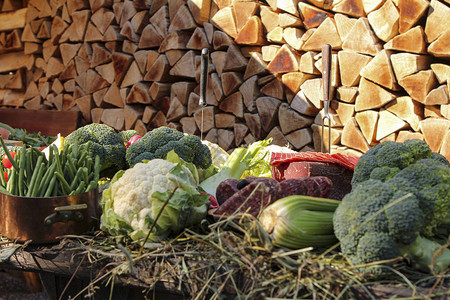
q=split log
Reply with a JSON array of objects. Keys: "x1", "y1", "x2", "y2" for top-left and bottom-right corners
[
  {"x1": 234, "y1": 122, "x2": 249, "y2": 146},
  {"x1": 331, "y1": 0, "x2": 365, "y2": 17},
  {"x1": 224, "y1": 45, "x2": 248, "y2": 72},
  {"x1": 283, "y1": 27, "x2": 306, "y2": 50},
  {"x1": 424, "y1": 0, "x2": 449, "y2": 43},
  {"x1": 281, "y1": 72, "x2": 315, "y2": 95},
  {"x1": 398, "y1": 0, "x2": 429, "y2": 34},
  {"x1": 219, "y1": 91, "x2": 243, "y2": 117},
  {"x1": 384, "y1": 26, "x2": 426, "y2": 54},
  {"x1": 93, "y1": 87, "x2": 108, "y2": 107},
  {"x1": 430, "y1": 64, "x2": 450, "y2": 84},
  {"x1": 210, "y1": 7, "x2": 237, "y2": 38},
  {"x1": 212, "y1": 30, "x2": 234, "y2": 50},
  {"x1": 169, "y1": 50, "x2": 196, "y2": 79},
  {"x1": 101, "y1": 108, "x2": 124, "y2": 130},
  {"x1": 210, "y1": 73, "x2": 224, "y2": 102},
  {"x1": 239, "y1": 75, "x2": 259, "y2": 112},
  {"x1": 360, "y1": 49, "x2": 399, "y2": 90},
  {"x1": 338, "y1": 50, "x2": 372, "y2": 87},
  {"x1": 168, "y1": 4, "x2": 196, "y2": 33},
  {"x1": 311, "y1": 123, "x2": 342, "y2": 152},
  {"x1": 215, "y1": 113, "x2": 235, "y2": 128},
  {"x1": 302, "y1": 17, "x2": 342, "y2": 51},
  {"x1": 243, "y1": 52, "x2": 268, "y2": 80},
  {"x1": 0, "y1": 7, "x2": 27, "y2": 31},
  {"x1": 278, "y1": 102, "x2": 314, "y2": 134},
  {"x1": 75, "y1": 94, "x2": 92, "y2": 122},
  {"x1": 427, "y1": 29, "x2": 450, "y2": 59},
  {"x1": 390, "y1": 52, "x2": 431, "y2": 81},
  {"x1": 396, "y1": 131, "x2": 424, "y2": 143},
  {"x1": 376, "y1": 109, "x2": 408, "y2": 141},
  {"x1": 300, "y1": 78, "x2": 324, "y2": 109},
  {"x1": 385, "y1": 96, "x2": 422, "y2": 131},
  {"x1": 279, "y1": 13, "x2": 302, "y2": 28},
  {"x1": 291, "y1": 90, "x2": 320, "y2": 116},
  {"x1": 187, "y1": 0, "x2": 211, "y2": 24},
  {"x1": 255, "y1": 96, "x2": 281, "y2": 132},
  {"x1": 341, "y1": 117, "x2": 370, "y2": 152},
  {"x1": 124, "y1": 104, "x2": 144, "y2": 129},
  {"x1": 95, "y1": 62, "x2": 115, "y2": 84},
  {"x1": 186, "y1": 27, "x2": 209, "y2": 50},
  {"x1": 144, "y1": 54, "x2": 171, "y2": 81},
  {"x1": 142, "y1": 105, "x2": 157, "y2": 123},
  {"x1": 221, "y1": 72, "x2": 242, "y2": 96},
  {"x1": 355, "y1": 78, "x2": 396, "y2": 111},
  {"x1": 267, "y1": 27, "x2": 285, "y2": 44},
  {"x1": 424, "y1": 85, "x2": 448, "y2": 106},
  {"x1": 298, "y1": 51, "x2": 319, "y2": 75},
  {"x1": 332, "y1": 101, "x2": 355, "y2": 125},
  {"x1": 285, "y1": 128, "x2": 313, "y2": 150},
  {"x1": 261, "y1": 45, "x2": 280, "y2": 62},
  {"x1": 267, "y1": 44, "x2": 300, "y2": 74},
  {"x1": 159, "y1": 30, "x2": 191, "y2": 52},
  {"x1": 180, "y1": 116, "x2": 199, "y2": 135},
  {"x1": 355, "y1": 110, "x2": 378, "y2": 145},
  {"x1": 260, "y1": 5, "x2": 279, "y2": 33},
  {"x1": 334, "y1": 13, "x2": 357, "y2": 41},
  {"x1": 244, "y1": 113, "x2": 262, "y2": 140},
  {"x1": 217, "y1": 128, "x2": 234, "y2": 150},
  {"x1": 90, "y1": 43, "x2": 111, "y2": 68},
  {"x1": 341, "y1": 17, "x2": 382, "y2": 56},
  {"x1": 0, "y1": 52, "x2": 30, "y2": 73},
  {"x1": 235, "y1": 16, "x2": 266, "y2": 46},
  {"x1": 103, "y1": 83, "x2": 125, "y2": 107},
  {"x1": 149, "y1": 110, "x2": 168, "y2": 129},
  {"x1": 125, "y1": 82, "x2": 151, "y2": 104},
  {"x1": 298, "y1": 2, "x2": 333, "y2": 29},
  {"x1": 193, "y1": 105, "x2": 215, "y2": 133},
  {"x1": 367, "y1": 0, "x2": 399, "y2": 42},
  {"x1": 398, "y1": 70, "x2": 438, "y2": 104}
]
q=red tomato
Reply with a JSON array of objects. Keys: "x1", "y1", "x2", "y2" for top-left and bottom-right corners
[
  {"x1": 2, "y1": 152, "x2": 16, "y2": 169},
  {"x1": 2, "y1": 171, "x2": 7, "y2": 182}
]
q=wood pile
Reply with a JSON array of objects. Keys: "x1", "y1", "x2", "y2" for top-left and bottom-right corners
[{"x1": 0, "y1": 0, "x2": 448, "y2": 160}]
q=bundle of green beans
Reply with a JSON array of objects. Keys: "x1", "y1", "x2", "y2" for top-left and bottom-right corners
[{"x1": 0, "y1": 137, "x2": 100, "y2": 197}]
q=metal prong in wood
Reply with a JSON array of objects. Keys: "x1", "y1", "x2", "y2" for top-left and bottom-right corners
[
  {"x1": 199, "y1": 48, "x2": 209, "y2": 107},
  {"x1": 321, "y1": 44, "x2": 332, "y2": 153}
]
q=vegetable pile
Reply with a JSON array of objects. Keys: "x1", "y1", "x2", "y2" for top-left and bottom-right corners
[
  {"x1": 0, "y1": 122, "x2": 56, "y2": 147},
  {"x1": 0, "y1": 137, "x2": 99, "y2": 197}
]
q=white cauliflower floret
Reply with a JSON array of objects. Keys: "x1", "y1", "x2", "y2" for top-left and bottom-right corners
[{"x1": 111, "y1": 159, "x2": 178, "y2": 232}]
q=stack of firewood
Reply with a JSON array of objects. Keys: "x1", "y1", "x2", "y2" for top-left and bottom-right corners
[{"x1": 0, "y1": 0, "x2": 448, "y2": 159}]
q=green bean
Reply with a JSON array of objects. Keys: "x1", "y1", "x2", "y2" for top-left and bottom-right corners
[
  {"x1": 17, "y1": 145, "x2": 26, "y2": 196},
  {"x1": 74, "y1": 181, "x2": 86, "y2": 195},
  {"x1": 0, "y1": 185, "x2": 9, "y2": 194},
  {"x1": 70, "y1": 168, "x2": 84, "y2": 191},
  {"x1": 38, "y1": 162, "x2": 57, "y2": 197},
  {"x1": 93, "y1": 154, "x2": 101, "y2": 183},
  {"x1": 55, "y1": 171, "x2": 71, "y2": 196},
  {"x1": 0, "y1": 166, "x2": 6, "y2": 188},
  {"x1": 6, "y1": 168, "x2": 16, "y2": 194},
  {"x1": 44, "y1": 176, "x2": 57, "y2": 197},
  {"x1": 0, "y1": 137, "x2": 19, "y2": 170},
  {"x1": 82, "y1": 167, "x2": 89, "y2": 185},
  {"x1": 85, "y1": 180, "x2": 97, "y2": 193},
  {"x1": 30, "y1": 162, "x2": 45, "y2": 197},
  {"x1": 24, "y1": 149, "x2": 33, "y2": 183},
  {"x1": 26, "y1": 155, "x2": 43, "y2": 197}
]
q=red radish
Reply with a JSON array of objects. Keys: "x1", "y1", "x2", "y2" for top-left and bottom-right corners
[
  {"x1": 2, "y1": 152, "x2": 17, "y2": 169},
  {"x1": 126, "y1": 135, "x2": 141, "y2": 148}
]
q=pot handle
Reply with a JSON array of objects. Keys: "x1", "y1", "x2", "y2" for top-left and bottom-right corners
[{"x1": 44, "y1": 204, "x2": 87, "y2": 225}]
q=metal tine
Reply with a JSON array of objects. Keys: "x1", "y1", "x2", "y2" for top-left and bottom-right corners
[
  {"x1": 199, "y1": 48, "x2": 209, "y2": 140},
  {"x1": 321, "y1": 44, "x2": 332, "y2": 154}
]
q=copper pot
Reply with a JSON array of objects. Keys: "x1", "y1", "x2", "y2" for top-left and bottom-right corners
[{"x1": 0, "y1": 189, "x2": 100, "y2": 244}]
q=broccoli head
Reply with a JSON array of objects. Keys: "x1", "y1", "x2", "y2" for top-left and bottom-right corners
[
  {"x1": 334, "y1": 143, "x2": 450, "y2": 274},
  {"x1": 352, "y1": 139, "x2": 437, "y2": 186},
  {"x1": 125, "y1": 126, "x2": 212, "y2": 170},
  {"x1": 118, "y1": 130, "x2": 138, "y2": 143},
  {"x1": 63, "y1": 123, "x2": 126, "y2": 178}
]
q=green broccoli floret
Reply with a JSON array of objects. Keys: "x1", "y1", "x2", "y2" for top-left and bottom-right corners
[
  {"x1": 125, "y1": 127, "x2": 212, "y2": 170},
  {"x1": 352, "y1": 139, "x2": 434, "y2": 186},
  {"x1": 334, "y1": 141, "x2": 450, "y2": 274},
  {"x1": 63, "y1": 123, "x2": 126, "y2": 178},
  {"x1": 118, "y1": 130, "x2": 139, "y2": 143}
]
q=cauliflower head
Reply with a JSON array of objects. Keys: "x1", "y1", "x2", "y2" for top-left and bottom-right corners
[{"x1": 101, "y1": 157, "x2": 210, "y2": 242}]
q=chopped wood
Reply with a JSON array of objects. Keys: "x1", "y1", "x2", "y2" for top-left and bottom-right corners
[
  {"x1": 355, "y1": 110, "x2": 378, "y2": 145},
  {"x1": 298, "y1": 2, "x2": 333, "y2": 29},
  {"x1": 101, "y1": 108, "x2": 124, "y2": 130},
  {"x1": 212, "y1": 29, "x2": 234, "y2": 50},
  {"x1": 332, "y1": 100, "x2": 355, "y2": 125},
  {"x1": 144, "y1": 54, "x2": 171, "y2": 81},
  {"x1": 260, "y1": 5, "x2": 279, "y2": 33},
  {"x1": 142, "y1": 105, "x2": 157, "y2": 123},
  {"x1": 67, "y1": 0, "x2": 89, "y2": 15},
  {"x1": 69, "y1": 10, "x2": 91, "y2": 42},
  {"x1": 398, "y1": 0, "x2": 429, "y2": 34},
  {"x1": 424, "y1": 105, "x2": 442, "y2": 118},
  {"x1": 93, "y1": 87, "x2": 108, "y2": 107},
  {"x1": 39, "y1": 81, "x2": 50, "y2": 99},
  {"x1": 134, "y1": 119, "x2": 147, "y2": 136},
  {"x1": 217, "y1": 128, "x2": 234, "y2": 151},
  {"x1": 103, "y1": 83, "x2": 125, "y2": 107},
  {"x1": 232, "y1": 1, "x2": 259, "y2": 32},
  {"x1": 430, "y1": 64, "x2": 450, "y2": 84},
  {"x1": 362, "y1": 0, "x2": 385, "y2": 14},
  {"x1": 170, "y1": 50, "x2": 196, "y2": 78},
  {"x1": 112, "y1": 52, "x2": 133, "y2": 85},
  {"x1": 2, "y1": 0, "x2": 22, "y2": 12},
  {"x1": 278, "y1": 102, "x2": 314, "y2": 134},
  {"x1": 244, "y1": 113, "x2": 262, "y2": 139},
  {"x1": 234, "y1": 122, "x2": 248, "y2": 146},
  {"x1": 261, "y1": 77, "x2": 284, "y2": 100},
  {"x1": 125, "y1": 82, "x2": 150, "y2": 104},
  {"x1": 119, "y1": 61, "x2": 142, "y2": 88},
  {"x1": 279, "y1": 12, "x2": 302, "y2": 28},
  {"x1": 396, "y1": 130, "x2": 424, "y2": 143},
  {"x1": 193, "y1": 105, "x2": 215, "y2": 132},
  {"x1": 267, "y1": 44, "x2": 300, "y2": 74},
  {"x1": 120, "y1": 21, "x2": 139, "y2": 43},
  {"x1": 59, "y1": 61, "x2": 77, "y2": 80},
  {"x1": 21, "y1": 24, "x2": 39, "y2": 43},
  {"x1": 440, "y1": 130, "x2": 450, "y2": 161},
  {"x1": 300, "y1": 78, "x2": 325, "y2": 109},
  {"x1": 171, "y1": 81, "x2": 196, "y2": 105},
  {"x1": 261, "y1": 45, "x2": 280, "y2": 62},
  {"x1": 384, "y1": 26, "x2": 426, "y2": 54},
  {"x1": 376, "y1": 108, "x2": 408, "y2": 141},
  {"x1": 355, "y1": 78, "x2": 396, "y2": 111},
  {"x1": 215, "y1": 113, "x2": 235, "y2": 128},
  {"x1": 219, "y1": 91, "x2": 243, "y2": 117},
  {"x1": 168, "y1": 4, "x2": 196, "y2": 33},
  {"x1": 75, "y1": 94, "x2": 92, "y2": 122},
  {"x1": 221, "y1": 71, "x2": 242, "y2": 96},
  {"x1": 337, "y1": 50, "x2": 371, "y2": 87},
  {"x1": 187, "y1": 91, "x2": 201, "y2": 115},
  {"x1": 91, "y1": 8, "x2": 115, "y2": 35},
  {"x1": 360, "y1": 49, "x2": 398, "y2": 90},
  {"x1": 75, "y1": 56, "x2": 90, "y2": 75},
  {"x1": 243, "y1": 52, "x2": 268, "y2": 80},
  {"x1": 239, "y1": 75, "x2": 259, "y2": 112},
  {"x1": 285, "y1": 128, "x2": 313, "y2": 150},
  {"x1": 186, "y1": 27, "x2": 210, "y2": 50},
  {"x1": 424, "y1": 85, "x2": 448, "y2": 106},
  {"x1": 290, "y1": 90, "x2": 320, "y2": 116},
  {"x1": 441, "y1": 104, "x2": 449, "y2": 120},
  {"x1": 95, "y1": 62, "x2": 115, "y2": 84},
  {"x1": 282, "y1": 27, "x2": 306, "y2": 50},
  {"x1": 342, "y1": 17, "x2": 382, "y2": 56},
  {"x1": 130, "y1": 10, "x2": 149, "y2": 34},
  {"x1": 223, "y1": 45, "x2": 248, "y2": 72},
  {"x1": 211, "y1": 7, "x2": 237, "y2": 38},
  {"x1": 235, "y1": 16, "x2": 266, "y2": 46},
  {"x1": 90, "y1": 107, "x2": 103, "y2": 123},
  {"x1": 331, "y1": 0, "x2": 365, "y2": 18},
  {"x1": 23, "y1": 95, "x2": 42, "y2": 110},
  {"x1": 367, "y1": 0, "x2": 399, "y2": 42},
  {"x1": 139, "y1": 24, "x2": 164, "y2": 49},
  {"x1": 60, "y1": 43, "x2": 81, "y2": 66},
  {"x1": 334, "y1": 13, "x2": 357, "y2": 41},
  {"x1": 187, "y1": 0, "x2": 211, "y2": 24},
  {"x1": 281, "y1": 72, "x2": 315, "y2": 95},
  {"x1": 37, "y1": 21, "x2": 51, "y2": 39},
  {"x1": 203, "y1": 22, "x2": 214, "y2": 44},
  {"x1": 150, "y1": 6, "x2": 169, "y2": 38},
  {"x1": 424, "y1": 0, "x2": 449, "y2": 43},
  {"x1": 159, "y1": 30, "x2": 191, "y2": 52},
  {"x1": 0, "y1": 7, "x2": 26, "y2": 31},
  {"x1": 46, "y1": 57, "x2": 65, "y2": 78},
  {"x1": 314, "y1": 107, "x2": 343, "y2": 127},
  {"x1": 149, "y1": 110, "x2": 168, "y2": 129},
  {"x1": 90, "y1": 43, "x2": 111, "y2": 68},
  {"x1": 335, "y1": 86, "x2": 358, "y2": 103},
  {"x1": 180, "y1": 116, "x2": 199, "y2": 135},
  {"x1": 427, "y1": 29, "x2": 450, "y2": 59},
  {"x1": 0, "y1": 51, "x2": 30, "y2": 73},
  {"x1": 267, "y1": 27, "x2": 285, "y2": 44},
  {"x1": 166, "y1": 96, "x2": 187, "y2": 121},
  {"x1": 255, "y1": 96, "x2": 281, "y2": 132},
  {"x1": 103, "y1": 25, "x2": 125, "y2": 41},
  {"x1": 341, "y1": 117, "x2": 370, "y2": 152},
  {"x1": 23, "y1": 42, "x2": 41, "y2": 55},
  {"x1": 209, "y1": 72, "x2": 223, "y2": 102},
  {"x1": 311, "y1": 123, "x2": 342, "y2": 152},
  {"x1": 124, "y1": 104, "x2": 144, "y2": 129},
  {"x1": 398, "y1": 70, "x2": 438, "y2": 104},
  {"x1": 150, "y1": 0, "x2": 169, "y2": 17},
  {"x1": 390, "y1": 52, "x2": 431, "y2": 81}
]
